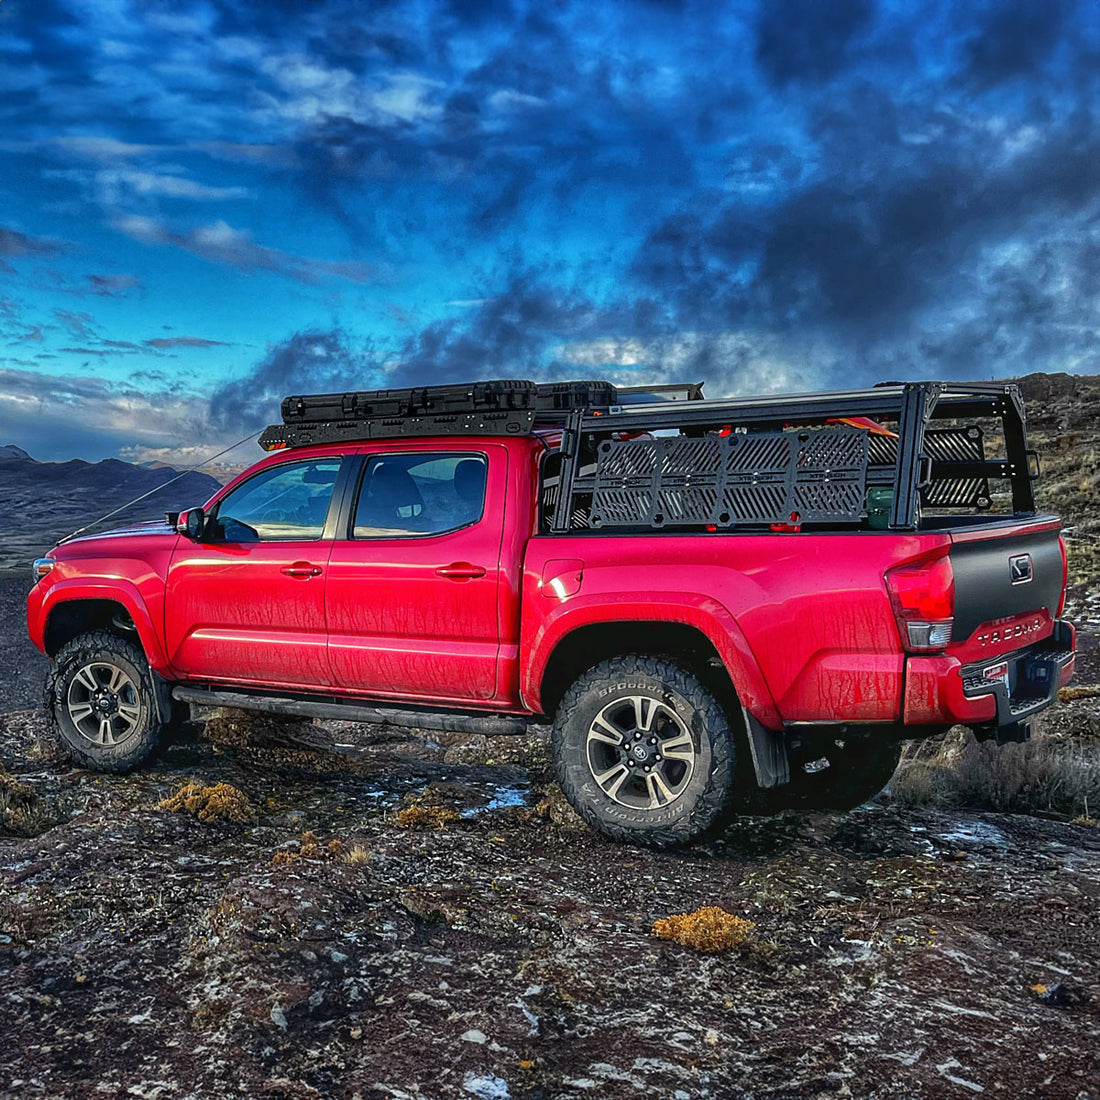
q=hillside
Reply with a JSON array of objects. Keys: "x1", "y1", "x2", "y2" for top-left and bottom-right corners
[
  {"x1": 1016, "y1": 372, "x2": 1100, "y2": 618},
  {"x1": 0, "y1": 448, "x2": 220, "y2": 570}
]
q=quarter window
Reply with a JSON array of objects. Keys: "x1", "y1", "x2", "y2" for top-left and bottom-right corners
[
  {"x1": 353, "y1": 453, "x2": 487, "y2": 538},
  {"x1": 213, "y1": 458, "x2": 341, "y2": 541}
]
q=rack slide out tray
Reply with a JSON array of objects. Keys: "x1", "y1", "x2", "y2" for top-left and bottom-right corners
[{"x1": 260, "y1": 379, "x2": 618, "y2": 449}]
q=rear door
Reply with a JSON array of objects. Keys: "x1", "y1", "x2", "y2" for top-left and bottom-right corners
[
  {"x1": 326, "y1": 443, "x2": 506, "y2": 702},
  {"x1": 165, "y1": 454, "x2": 345, "y2": 688}
]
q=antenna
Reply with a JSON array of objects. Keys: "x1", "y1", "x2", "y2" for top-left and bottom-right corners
[{"x1": 59, "y1": 429, "x2": 262, "y2": 544}]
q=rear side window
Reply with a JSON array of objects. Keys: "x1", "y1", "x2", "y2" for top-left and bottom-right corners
[
  {"x1": 353, "y1": 453, "x2": 487, "y2": 538},
  {"x1": 213, "y1": 458, "x2": 341, "y2": 541}
]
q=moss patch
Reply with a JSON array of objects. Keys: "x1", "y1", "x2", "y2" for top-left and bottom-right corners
[
  {"x1": 157, "y1": 781, "x2": 255, "y2": 824},
  {"x1": 652, "y1": 906, "x2": 756, "y2": 953}
]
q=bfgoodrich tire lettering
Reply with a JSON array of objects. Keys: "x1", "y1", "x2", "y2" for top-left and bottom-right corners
[
  {"x1": 551, "y1": 656, "x2": 736, "y2": 848},
  {"x1": 45, "y1": 630, "x2": 162, "y2": 773}
]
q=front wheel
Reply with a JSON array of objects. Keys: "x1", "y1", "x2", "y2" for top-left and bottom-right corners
[
  {"x1": 551, "y1": 656, "x2": 735, "y2": 848},
  {"x1": 45, "y1": 631, "x2": 163, "y2": 773}
]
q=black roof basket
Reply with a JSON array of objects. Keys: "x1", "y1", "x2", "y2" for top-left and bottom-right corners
[{"x1": 258, "y1": 378, "x2": 703, "y2": 450}]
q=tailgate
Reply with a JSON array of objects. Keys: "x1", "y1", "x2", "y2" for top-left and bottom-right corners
[{"x1": 947, "y1": 519, "x2": 1064, "y2": 662}]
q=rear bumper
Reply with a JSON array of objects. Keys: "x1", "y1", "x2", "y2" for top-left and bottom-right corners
[{"x1": 903, "y1": 619, "x2": 1075, "y2": 733}]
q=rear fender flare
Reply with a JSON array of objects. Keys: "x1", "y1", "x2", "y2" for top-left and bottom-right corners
[{"x1": 524, "y1": 593, "x2": 782, "y2": 728}]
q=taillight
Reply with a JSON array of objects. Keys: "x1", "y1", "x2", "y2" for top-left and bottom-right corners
[
  {"x1": 1057, "y1": 536, "x2": 1068, "y2": 618},
  {"x1": 885, "y1": 552, "x2": 955, "y2": 652}
]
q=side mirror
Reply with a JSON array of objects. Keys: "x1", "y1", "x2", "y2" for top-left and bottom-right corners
[{"x1": 176, "y1": 507, "x2": 206, "y2": 540}]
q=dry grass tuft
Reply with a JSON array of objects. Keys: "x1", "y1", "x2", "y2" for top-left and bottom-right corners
[
  {"x1": 272, "y1": 831, "x2": 345, "y2": 864},
  {"x1": 157, "y1": 781, "x2": 255, "y2": 824},
  {"x1": 0, "y1": 769, "x2": 56, "y2": 837},
  {"x1": 652, "y1": 906, "x2": 756, "y2": 953},
  {"x1": 1058, "y1": 684, "x2": 1100, "y2": 703},
  {"x1": 394, "y1": 804, "x2": 461, "y2": 830},
  {"x1": 342, "y1": 844, "x2": 372, "y2": 865},
  {"x1": 893, "y1": 730, "x2": 1100, "y2": 819}
]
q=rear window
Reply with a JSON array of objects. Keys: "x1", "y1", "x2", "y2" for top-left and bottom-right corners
[{"x1": 352, "y1": 453, "x2": 487, "y2": 538}]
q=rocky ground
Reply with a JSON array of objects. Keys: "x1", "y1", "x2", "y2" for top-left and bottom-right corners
[{"x1": 2, "y1": 698, "x2": 1100, "y2": 1099}]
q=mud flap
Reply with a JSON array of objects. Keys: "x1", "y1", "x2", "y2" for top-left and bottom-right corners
[
  {"x1": 150, "y1": 670, "x2": 184, "y2": 726},
  {"x1": 743, "y1": 707, "x2": 790, "y2": 789}
]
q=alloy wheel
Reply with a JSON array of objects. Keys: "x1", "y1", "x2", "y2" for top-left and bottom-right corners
[{"x1": 585, "y1": 694, "x2": 697, "y2": 810}]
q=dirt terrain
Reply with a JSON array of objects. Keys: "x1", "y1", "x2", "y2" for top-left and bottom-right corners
[
  {"x1": 2, "y1": 373, "x2": 1100, "y2": 1099},
  {"x1": 1, "y1": 706, "x2": 1098, "y2": 1100}
]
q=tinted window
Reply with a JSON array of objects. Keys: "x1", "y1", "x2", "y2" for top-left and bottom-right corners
[
  {"x1": 214, "y1": 459, "x2": 341, "y2": 541},
  {"x1": 353, "y1": 453, "x2": 487, "y2": 538}
]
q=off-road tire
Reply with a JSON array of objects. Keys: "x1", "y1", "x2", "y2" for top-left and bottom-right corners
[
  {"x1": 766, "y1": 732, "x2": 903, "y2": 813},
  {"x1": 551, "y1": 656, "x2": 736, "y2": 849},
  {"x1": 45, "y1": 631, "x2": 162, "y2": 773}
]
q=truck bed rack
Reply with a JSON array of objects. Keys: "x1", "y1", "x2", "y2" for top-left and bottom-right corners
[
  {"x1": 550, "y1": 381, "x2": 1037, "y2": 533},
  {"x1": 262, "y1": 378, "x2": 1037, "y2": 532}
]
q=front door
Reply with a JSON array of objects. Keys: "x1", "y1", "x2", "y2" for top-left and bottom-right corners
[
  {"x1": 165, "y1": 454, "x2": 344, "y2": 689},
  {"x1": 326, "y1": 444, "x2": 505, "y2": 702}
]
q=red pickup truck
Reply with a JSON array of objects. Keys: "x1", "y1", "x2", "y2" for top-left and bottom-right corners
[{"x1": 26, "y1": 379, "x2": 1075, "y2": 847}]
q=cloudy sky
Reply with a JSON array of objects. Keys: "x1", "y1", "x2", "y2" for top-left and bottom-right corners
[{"x1": 1, "y1": 0, "x2": 1097, "y2": 463}]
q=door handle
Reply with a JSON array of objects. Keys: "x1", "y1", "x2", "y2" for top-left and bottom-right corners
[
  {"x1": 281, "y1": 562, "x2": 323, "y2": 579},
  {"x1": 435, "y1": 561, "x2": 487, "y2": 580}
]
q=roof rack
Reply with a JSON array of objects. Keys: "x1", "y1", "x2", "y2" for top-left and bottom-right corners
[{"x1": 258, "y1": 377, "x2": 703, "y2": 450}]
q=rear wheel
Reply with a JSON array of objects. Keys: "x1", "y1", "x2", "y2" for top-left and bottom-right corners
[
  {"x1": 45, "y1": 631, "x2": 162, "y2": 773},
  {"x1": 551, "y1": 656, "x2": 735, "y2": 848}
]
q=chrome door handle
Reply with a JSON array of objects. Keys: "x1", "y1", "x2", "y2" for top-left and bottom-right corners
[
  {"x1": 435, "y1": 561, "x2": 487, "y2": 580},
  {"x1": 281, "y1": 562, "x2": 322, "y2": 579}
]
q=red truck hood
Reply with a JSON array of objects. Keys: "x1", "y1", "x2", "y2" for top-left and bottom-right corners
[{"x1": 50, "y1": 520, "x2": 178, "y2": 558}]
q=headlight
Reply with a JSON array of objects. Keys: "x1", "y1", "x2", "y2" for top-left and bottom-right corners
[{"x1": 32, "y1": 558, "x2": 54, "y2": 584}]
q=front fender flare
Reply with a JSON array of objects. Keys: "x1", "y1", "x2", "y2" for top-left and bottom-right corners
[{"x1": 38, "y1": 578, "x2": 169, "y2": 672}]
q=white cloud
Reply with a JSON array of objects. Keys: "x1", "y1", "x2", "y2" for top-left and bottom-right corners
[
  {"x1": 111, "y1": 214, "x2": 380, "y2": 285},
  {"x1": 556, "y1": 331, "x2": 824, "y2": 397}
]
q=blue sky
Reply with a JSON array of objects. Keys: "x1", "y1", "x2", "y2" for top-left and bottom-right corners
[{"x1": 1, "y1": 0, "x2": 1098, "y2": 462}]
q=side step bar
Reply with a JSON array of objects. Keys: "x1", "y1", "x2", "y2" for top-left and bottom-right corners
[{"x1": 171, "y1": 686, "x2": 530, "y2": 737}]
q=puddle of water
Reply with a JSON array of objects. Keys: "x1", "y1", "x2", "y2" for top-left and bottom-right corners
[
  {"x1": 460, "y1": 784, "x2": 530, "y2": 818},
  {"x1": 935, "y1": 820, "x2": 1009, "y2": 850}
]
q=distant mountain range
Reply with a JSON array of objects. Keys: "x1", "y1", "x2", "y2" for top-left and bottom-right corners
[
  {"x1": 0, "y1": 447, "x2": 222, "y2": 567},
  {"x1": 0, "y1": 447, "x2": 221, "y2": 506}
]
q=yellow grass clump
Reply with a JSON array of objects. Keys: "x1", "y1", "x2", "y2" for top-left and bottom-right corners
[
  {"x1": 652, "y1": 906, "x2": 756, "y2": 953},
  {"x1": 394, "y1": 805, "x2": 461, "y2": 830},
  {"x1": 157, "y1": 781, "x2": 254, "y2": 824}
]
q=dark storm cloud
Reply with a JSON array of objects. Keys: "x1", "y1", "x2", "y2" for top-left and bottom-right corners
[
  {"x1": 87, "y1": 274, "x2": 143, "y2": 296},
  {"x1": 392, "y1": 273, "x2": 606, "y2": 385},
  {"x1": 53, "y1": 309, "x2": 97, "y2": 339},
  {"x1": 0, "y1": 226, "x2": 66, "y2": 270},
  {"x1": 144, "y1": 336, "x2": 232, "y2": 349},
  {"x1": 755, "y1": 0, "x2": 875, "y2": 87},
  {"x1": 208, "y1": 329, "x2": 384, "y2": 433},
  {"x1": 960, "y1": 0, "x2": 1078, "y2": 89}
]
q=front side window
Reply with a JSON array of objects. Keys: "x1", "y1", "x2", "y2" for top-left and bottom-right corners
[
  {"x1": 353, "y1": 453, "x2": 487, "y2": 538},
  {"x1": 213, "y1": 458, "x2": 341, "y2": 541}
]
